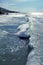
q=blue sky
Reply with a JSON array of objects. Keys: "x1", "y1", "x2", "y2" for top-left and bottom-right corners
[{"x1": 0, "y1": 0, "x2": 43, "y2": 12}]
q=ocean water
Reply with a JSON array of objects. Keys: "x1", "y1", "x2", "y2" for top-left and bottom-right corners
[
  {"x1": 26, "y1": 16, "x2": 43, "y2": 65},
  {"x1": 0, "y1": 15, "x2": 43, "y2": 65}
]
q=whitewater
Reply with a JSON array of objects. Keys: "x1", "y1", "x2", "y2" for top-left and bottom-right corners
[{"x1": 0, "y1": 13, "x2": 43, "y2": 65}]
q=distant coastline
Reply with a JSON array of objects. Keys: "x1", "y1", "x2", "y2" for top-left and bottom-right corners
[{"x1": 0, "y1": 7, "x2": 21, "y2": 15}]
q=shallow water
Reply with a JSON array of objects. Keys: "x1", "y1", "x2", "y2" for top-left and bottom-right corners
[
  {"x1": 0, "y1": 15, "x2": 43, "y2": 65},
  {"x1": 26, "y1": 16, "x2": 43, "y2": 65},
  {"x1": 0, "y1": 15, "x2": 33, "y2": 65}
]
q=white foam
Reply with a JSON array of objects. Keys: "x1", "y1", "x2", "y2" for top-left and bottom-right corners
[
  {"x1": 14, "y1": 22, "x2": 30, "y2": 37},
  {"x1": 8, "y1": 13, "x2": 25, "y2": 17},
  {"x1": 17, "y1": 22, "x2": 29, "y2": 31}
]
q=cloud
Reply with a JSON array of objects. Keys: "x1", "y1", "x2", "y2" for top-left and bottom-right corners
[
  {"x1": 0, "y1": 2, "x2": 16, "y2": 6},
  {"x1": 0, "y1": 2, "x2": 16, "y2": 11},
  {"x1": 0, "y1": 0, "x2": 16, "y2": 7},
  {"x1": 0, "y1": 3, "x2": 15, "y2": 6}
]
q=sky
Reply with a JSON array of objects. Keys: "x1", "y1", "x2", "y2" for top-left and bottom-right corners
[{"x1": 0, "y1": 0, "x2": 43, "y2": 13}]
